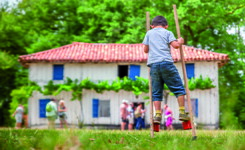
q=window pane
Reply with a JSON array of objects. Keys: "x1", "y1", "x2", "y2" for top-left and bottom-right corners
[
  {"x1": 185, "y1": 64, "x2": 195, "y2": 79},
  {"x1": 53, "y1": 65, "x2": 64, "y2": 80},
  {"x1": 99, "y1": 100, "x2": 110, "y2": 117},
  {"x1": 118, "y1": 65, "x2": 128, "y2": 78}
]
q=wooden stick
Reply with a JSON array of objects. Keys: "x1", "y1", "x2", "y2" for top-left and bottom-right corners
[
  {"x1": 146, "y1": 11, "x2": 154, "y2": 138},
  {"x1": 146, "y1": 12, "x2": 150, "y2": 32},
  {"x1": 173, "y1": 4, "x2": 197, "y2": 139}
]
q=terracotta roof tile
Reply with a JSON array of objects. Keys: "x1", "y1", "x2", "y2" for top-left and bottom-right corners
[{"x1": 19, "y1": 42, "x2": 229, "y2": 66}]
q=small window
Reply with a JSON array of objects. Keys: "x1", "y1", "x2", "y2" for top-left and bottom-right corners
[
  {"x1": 53, "y1": 65, "x2": 64, "y2": 80},
  {"x1": 118, "y1": 65, "x2": 128, "y2": 78},
  {"x1": 185, "y1": 98, "x2": 198, "y2": 117},
  {"x1": 186, "y1": 63, "x2": 195, "y2": 79},
  {"x1": 118, "y1": 65, "x2": 141, "y2": 80},
  {"x1": 39, "y1": 99, "x2": 50, "y2": 118},
  {"x1": 92, "y1": 99, "x2": 110, "y2": 118},
  {"x1": 99, "y1": 100, "x2": 110, "y2": 117}
]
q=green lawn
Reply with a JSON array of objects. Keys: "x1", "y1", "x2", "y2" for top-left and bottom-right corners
[{"x1": 0, "y1": 129, "x2": 244, "y2": 150}]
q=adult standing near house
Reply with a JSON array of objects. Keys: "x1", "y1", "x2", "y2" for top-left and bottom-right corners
[
  {"x1": 120, "y1": 99, "x2": 128, "y2": 130},
  {"x1": 12, "y1": 104, "x2": 24, "y2": 129},
  {"x1": 143, "y1": 15, "x2": 190, "y2": 124},
  {"x1": 58, "y1": 100, "x2": 68, "y2": 128},
  {"x1": 163, "y1": 104, "x2": 174, "y2": 130},
  {"x1": 46, "y1": 98, "x2": 57, "y2": 129},
  {"x1": 135, "y1": 103, "x2": 145, "y2": 130},
  {"x1": 127, "y1": 102, "x2": 134, "y2": 130}
]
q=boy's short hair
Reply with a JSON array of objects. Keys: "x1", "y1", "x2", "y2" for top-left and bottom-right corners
[{"x1": 152, "y1": 16, "x2": 168, "y2": 26}]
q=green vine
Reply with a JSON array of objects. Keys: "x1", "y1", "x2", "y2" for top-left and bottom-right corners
[
  {"x1": 12, "y1": 75, "x2": 216, "y2": 101},
  {"x1": 10, "y1": 75, "x2": 216, "y2": 115},
  {"x1": 188, "y1": 75, "x2": 216, "y2": 90}
]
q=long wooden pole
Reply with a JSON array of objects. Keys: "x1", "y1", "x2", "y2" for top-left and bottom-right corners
[
  {"x1": 173, "y1": 4, "x2": 197, "y2": 140},
  {"x1": 146, "y1": 11, "x2": 154, "y2": 138}
]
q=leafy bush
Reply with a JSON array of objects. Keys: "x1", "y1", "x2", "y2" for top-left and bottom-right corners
[{"x1": 188, "y1": 75, "x2": 216, "y2": 91}]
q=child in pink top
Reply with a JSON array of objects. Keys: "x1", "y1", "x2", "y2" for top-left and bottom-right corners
[{"x1": 164, "y1": 104, "x2": 174, "y2": 130}]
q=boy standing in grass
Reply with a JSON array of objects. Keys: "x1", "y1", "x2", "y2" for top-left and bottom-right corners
[{"x1": 143, "y1": 15, "x2": 189, "y2": 124}]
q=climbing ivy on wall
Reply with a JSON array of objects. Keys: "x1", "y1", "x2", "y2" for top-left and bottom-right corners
[
  {"x1": 188, "y1": 75, "x2": 216, "y2": 90},
  {"x1": 11, "y1": 75, "x2": 215, "y2": 101},
  {"x1": 42, "y1": 77, "x2": 149, "y2": 100},
  {"x1": 9, "y1": 76, "x2": 215, "y2": 116}
]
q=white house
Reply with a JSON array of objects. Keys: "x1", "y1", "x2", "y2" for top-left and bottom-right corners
[{"x1": 19, "y1": 42, "x2": 229, "y2": 129}]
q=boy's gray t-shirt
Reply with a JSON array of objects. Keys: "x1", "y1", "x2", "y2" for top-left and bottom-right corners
[{"x1": 142, "y1": 28, "x2": 176, "y2": 65}]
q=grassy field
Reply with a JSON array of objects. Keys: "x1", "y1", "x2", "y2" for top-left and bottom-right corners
[{"x1": 0, "y1": 129, "x2": 244, "y2": 150}]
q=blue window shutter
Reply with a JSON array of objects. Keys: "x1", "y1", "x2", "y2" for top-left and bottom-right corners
[
  {"x1": 92, "y1": 99, "x2": 99, "y2": 118},
  {"x1": 53, "y1": 65, "x2": 64, "y2": 80},
  {"x1": 39, "y1": 99, "x2": 50, "y2": 118},
  {"x1": 129, "y1": 65, "x2": 140, "y2": 80},
  {"x1": 186, "y1": 64, "x2": 195, "y2": 79},
  {"x1": 195, "y1": 99, "x2": 198, "y2": 117}
]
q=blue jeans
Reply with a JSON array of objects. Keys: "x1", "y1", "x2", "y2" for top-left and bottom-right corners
[
  {"x1": 150, "y1": 61, "x2": 186, "y2": 101},
  {"x1": 135, "y1": 117, "x2": 143, "y2": 130},
  {"x1": 141, "y1": 118, "x2": 145, "y2": 128}
]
